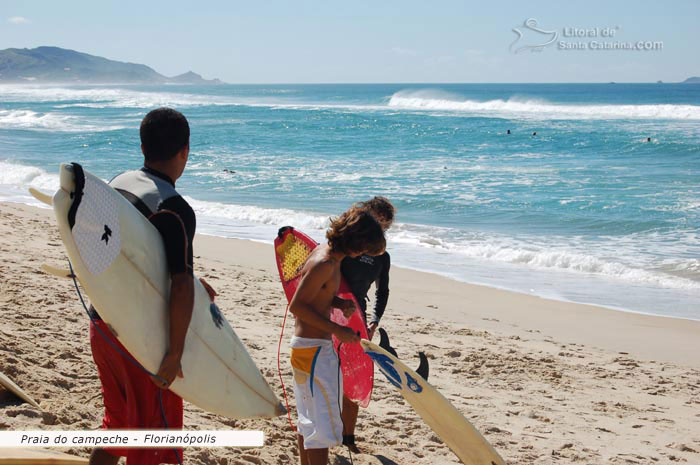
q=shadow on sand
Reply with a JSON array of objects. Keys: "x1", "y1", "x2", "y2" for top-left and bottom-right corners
[{"x1": 333, "y1": 453, "x2": 400, "y2": 465}]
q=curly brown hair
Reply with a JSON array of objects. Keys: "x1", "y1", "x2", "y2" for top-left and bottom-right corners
[
  {"x1": 356, "y1": 196, "x2": 395, "y2": 225},
  {"x1": 326, "y1": 207, "x2": 386, "y2": 256}
]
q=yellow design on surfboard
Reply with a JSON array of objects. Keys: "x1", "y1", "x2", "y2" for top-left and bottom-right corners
[{"x1": 275, "y1": 233, "x2": 313, "y2": 282}]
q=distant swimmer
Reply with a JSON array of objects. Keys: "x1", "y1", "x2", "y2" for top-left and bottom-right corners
[
  {"x1": 223, "y1": 168, "x2": 236, "y2": 174},
  {"x1": 507, "y1": 129, "x2": 511, "y2": 134},
  {"x1": 532, "y1": 131, "x2": 537, "y2": 136},
  {"x1": 647, "y1": 137, "x2": 652, "y2": 142}
]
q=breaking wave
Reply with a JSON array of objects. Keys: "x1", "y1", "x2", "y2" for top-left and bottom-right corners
[
  {"x1": 0, "y1": 109, "x2": 122, "y2": 131},
  {"x1": 388, "y1": 90, "x2": 700, "y2": 120}
]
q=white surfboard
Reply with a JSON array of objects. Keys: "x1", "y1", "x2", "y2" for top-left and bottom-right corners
[
  {"x1": 40, "y1": 163, "x2": 283, "y2": 419},
  {"x1": 0, "y1": 448, "x2": 88, "y2": 465},
  {"x1": 0, "y1": 372, "x2": 40, "y2": 409},
  {"x1": 361, "y1": 336, "x2": 506, "y2": 465}
]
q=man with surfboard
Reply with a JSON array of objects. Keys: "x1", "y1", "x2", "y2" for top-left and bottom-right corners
[
  {"x1": 89, "y1": 108, "x2": 215, "y2": 465},
  {"x1": 288, "y1": 207, "x2": 385, "y2": 465},
  {"x1": 339, "y1": 196, "x2": 395, "y2": 453}
]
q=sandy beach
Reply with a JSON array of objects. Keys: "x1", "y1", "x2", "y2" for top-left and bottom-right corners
[{"x1": 1, "y1": 200, "x2": 699, "y2": 465}]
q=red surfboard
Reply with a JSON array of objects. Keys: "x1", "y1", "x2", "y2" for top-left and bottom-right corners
[{"x1": 274, "y1": 226, "x2": 373, "y2": 408}]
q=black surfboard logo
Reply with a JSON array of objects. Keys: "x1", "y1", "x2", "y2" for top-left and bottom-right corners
[
  {"x1": 101, "y1": 225, "x2": 112, "y2": 245},
  {"x1": 210, "y1": 302, "x2": 224, "y2": 329}
]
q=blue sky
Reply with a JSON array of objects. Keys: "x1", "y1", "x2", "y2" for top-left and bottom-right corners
[{"x1": 1, "y1": 0, "x2": 698, "y2": 83}]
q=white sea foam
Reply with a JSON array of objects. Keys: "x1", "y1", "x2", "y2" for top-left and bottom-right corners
[
  {"x1": 183, "y1": 194, "x2": 700, "y2": 292},
  {"x1": 0, "y1": 85, "x2": 377, "y2": 112},
  {"x1": 0, "y1": 85, "x2": 239, "y2": 109},
  {"x1": 185, "y1": 197, "x2": 330, "y2": 233},
  {"x1": 0, "y1": 109, "x2": 122, "y2": 132},
  {"x1": 389, "y1": 227, "x2": 700, "y2": 291},
  {"x1": 1, "y1": 158, "x2": 697, "y2": 297},
  {"x1": 4, "y1": 84, "x2": 700, "y2": 121},
  {"x1": 388, "y1": 90, "x2": 700, "y2": 120},
  {"x1": 0, "y1": 160, "x2": 60, "y2": 207},
  {"x1": 0, "y1": 84, "x2": 374, "y2": 112},
  {"x1": 0, "y1": 161, "x2": 60, "y2": 191}
]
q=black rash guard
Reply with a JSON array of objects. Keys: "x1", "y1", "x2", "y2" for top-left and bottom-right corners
[
  {"x1": 111, "y1": 166, "x2": 196, "y2": 276},
  {"x1": 340, "y1": 252, "x2": 390, "y2": 325}
]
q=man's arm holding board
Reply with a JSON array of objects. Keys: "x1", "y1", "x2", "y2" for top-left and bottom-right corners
[
  {"x1": 157, "y1": 272, "x2": 193, "y2": 387},
  {"x1": 150, "y1": 210, "x2": 196, "y2": 388}
]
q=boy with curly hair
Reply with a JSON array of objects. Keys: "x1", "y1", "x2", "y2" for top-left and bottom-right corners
[{"x1": 289, "y1": 207, "x2": 385, "y2": 465}]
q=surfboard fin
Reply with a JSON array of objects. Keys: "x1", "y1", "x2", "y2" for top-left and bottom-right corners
[
  {"x1": 41, "y1": 264, "x2": 76, "y2": 279},
  {"x1": 379, "y1": 328, "x2": 430, "y2": 380},
  {"x1": 416, "y1": 351, "x2": 430, "y2": 381},
  {"x1": 378, "y1": 328, "x2": 398, "y2": 358},
  {"x1": 28, "y1": 188, "x2": 53, "y2": 206}
]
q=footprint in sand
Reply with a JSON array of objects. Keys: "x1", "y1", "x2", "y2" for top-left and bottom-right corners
[
  {"x1": 41, "y1": 412, "x2": 59, "y2": 425},
  {"x1": 5, "y1": 408, "x2": 41, "y2": 418},
  {"x1": 238, "y1": 454, "x2": 263, "y2": 464},
  {"x1": 666, "y1": 443, "x2": 698, "y2": 453}
]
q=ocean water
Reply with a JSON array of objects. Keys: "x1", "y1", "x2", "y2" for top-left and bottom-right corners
[{"x1": 1, "y1": 83, "x2": 698, "y2": 319}]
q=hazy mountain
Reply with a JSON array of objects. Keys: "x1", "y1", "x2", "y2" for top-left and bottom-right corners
[
  {"x1": 682, "y1": 76, "x2": 700, "y2": 84},
  {"x1": 0, "y1": 46, "x2": 223, "y2": 84}
]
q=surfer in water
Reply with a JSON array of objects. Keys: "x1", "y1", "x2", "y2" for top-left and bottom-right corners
[
  {"x1": 340, "y1": 196, "x2": 395, "y2": 453},
  {"x1": 289, "y1": 207, "x2": 386, "y2": 465},
  {"x1": 89, "y1": 108, "x2": 216, "y2": 465}
]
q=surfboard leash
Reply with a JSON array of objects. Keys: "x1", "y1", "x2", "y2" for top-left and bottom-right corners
[
  {"x1": 158, "y1": 390, "x2": 184, "y2": 465},
  {"x1": 67, "y1": 260, "x2": 183, "y2": 465},
  {"x1": 276, "y1": 302, "x2": 297, "y2": 432}
]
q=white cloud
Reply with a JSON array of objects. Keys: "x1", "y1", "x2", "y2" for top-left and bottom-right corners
[
  {"x1": 425, "y1": 55, "x2": 456, "y2": 66},
  {"x1": 7, "y1": 16, "x2": 30, "y2": 25},
  {"x1": 390, "y1": 47, "x2": 418, "y2": 57}
]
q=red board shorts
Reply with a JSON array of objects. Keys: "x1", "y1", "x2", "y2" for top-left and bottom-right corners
[{"x1": 90, "y1": 318, "x2": 183, "y2": 465}]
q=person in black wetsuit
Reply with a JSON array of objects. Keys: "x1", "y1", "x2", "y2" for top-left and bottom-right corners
[
  {"x1": 339, "y1": 196, "x2": 395, "y2": 453},
  {"x1": 89, "y1": 108, "x2": 216, "y2": 465}
]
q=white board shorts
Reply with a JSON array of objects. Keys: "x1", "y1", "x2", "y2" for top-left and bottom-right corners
[{"x1": 290, "y1": 336, "x2": 343, "y2": 449}]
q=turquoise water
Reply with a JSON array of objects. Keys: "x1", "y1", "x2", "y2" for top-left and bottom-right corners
[{"x1": 1, "y1": 83, "x2": 698, "y2": 318}]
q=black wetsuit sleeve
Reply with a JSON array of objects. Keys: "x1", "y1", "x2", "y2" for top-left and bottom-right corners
[
  {"x1": 371, "y1": 253, "x2": 390, "y2": 325},
  {"x1": 150, "y1": 196, "x2": 196, "y2": 276}
]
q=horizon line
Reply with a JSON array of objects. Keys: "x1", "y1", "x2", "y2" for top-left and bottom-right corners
[{"x1": 1, "y1": 80, "x2": 697, "y2": 86}]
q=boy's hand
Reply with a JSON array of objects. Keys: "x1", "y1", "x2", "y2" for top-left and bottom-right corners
[
  {"x1": 200, "y1": 277, "x2": 218, "y2": 302},
  {"x1": 336, "y1": 298, "x2": 356, "y2": 318},
  {"x1": 152, "y1": 351, "x2": 184, "y2": 389},
  {"x1": 367, "y1": 322, "x2": 378, "y2": 341},
  {"x1": 334, "y1": 325, "x2": 360, "y2": 344}
]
